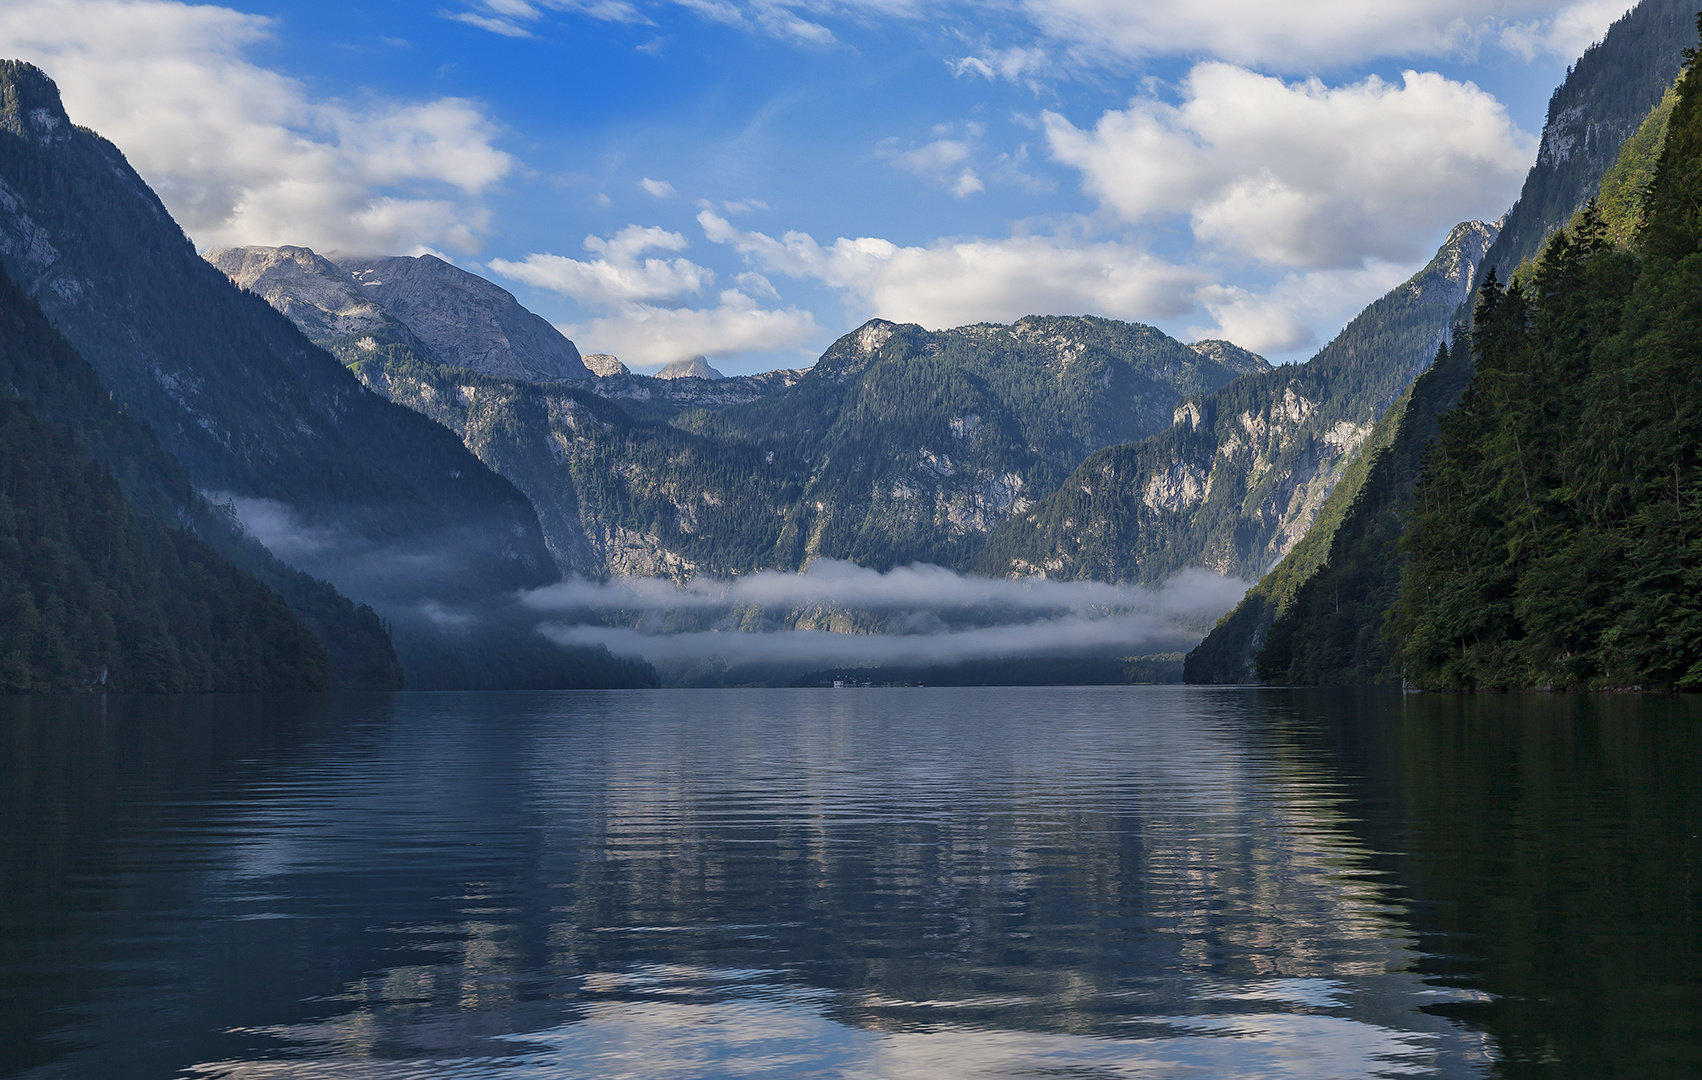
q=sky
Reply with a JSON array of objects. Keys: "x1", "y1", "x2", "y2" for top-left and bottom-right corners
[{"x1": 0, "y1": 0, "x2": 1632, "y2": 374}]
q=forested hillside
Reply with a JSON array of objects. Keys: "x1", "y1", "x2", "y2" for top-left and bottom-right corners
[
  {"x1": 0, "y1": 61, "x2": 649, "y2": 689},
  {"x1": 977, "y1": 221, "x2": 1494, "y2": 586},
  {"x1": 0, "y1": 265, "x2": 331, "y2": 692},
  {"x1": 1241, "y1": 19, "x2": 1702, "y2": 691},
  {"x1": 1394, "y1": 180, "x2": 1700, "y2": 689},
  {"x1": 1188, "y1": 3, "x2": 1692, "y2": 684},
  {"x1": 1471, "y1": 0, "x2": 1692, "y2": 299}
]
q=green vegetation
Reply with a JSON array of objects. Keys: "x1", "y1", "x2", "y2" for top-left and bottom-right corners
[
  {"x1": 1181, "y1": 377, "x2": 1412, "y2": 682},
  {"x1": 353, "y1": 315, "x2": 1264, "y2": 580},
  {"x1": 1255, "y1": 335, "x2": 1475, "y2": 685},
  {"x1": 1473, "y1": 0, "x2": 1692, "y2": 302},
  {"x1": 1394, "y1": 184, "x2": 1699, "y2": 690},
  {"x1": 0, "y1": 62, "x2": 654, "y2": 690},
  {"x1": 1242, "y1": 24, "x2": 1702, "y2": 691},
  {"x1": 0, "y1": 256, "x2": 402, "y2": 690},
  {"x1": 0, "y1": 392, "x2": 328, "y2": 692},
  {"x1": 980, "y1": 222, "x2": 1493, "y2": 587}
]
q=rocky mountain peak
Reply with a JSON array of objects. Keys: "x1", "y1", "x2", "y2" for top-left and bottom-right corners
[
  {"x1": 334, "y1": 254, "x2": 591, "y2": 381},
  {"x1": 654, "y1": 355, "x2": 724, "y2": 380},
  {"x1": 582, "y1": 353, "x2": 629, "y2": 377},
  {"x1": 1188, "y1": 340, "x2": 1271, "y2": 373},
  {"x1": 0, "y1": 61, "x2": 72, "y2": 145}
]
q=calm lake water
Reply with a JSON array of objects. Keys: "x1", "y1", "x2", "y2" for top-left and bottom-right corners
[{"x1": 3, "y1": 687, "x2": 1700, "y2": 1079}]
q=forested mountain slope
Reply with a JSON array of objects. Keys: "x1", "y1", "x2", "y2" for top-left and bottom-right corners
[
  {"x1": 0, "y1": 61, "x2": 647, "y2": 689},
  {"x1": 1471, "y1": 0, "x2": 1692, "y2": 298},
  {"x1": 0, "y1": 263, "x2": 331, "y2": 693},
  {"x1": 1187, "y1": 5, "x2": 1690, "y2": 684},
  {"x1": 228, "y1": 269, "x2": 1267, "y2": 577},
  {"x1": 976, "y1": 220, "x2": 1494, "y2": 586}
]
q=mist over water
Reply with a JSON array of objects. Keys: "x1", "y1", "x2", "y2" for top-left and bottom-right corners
[{"x1": 522, "y1": 560, "x2": 1250, "y2": 674}]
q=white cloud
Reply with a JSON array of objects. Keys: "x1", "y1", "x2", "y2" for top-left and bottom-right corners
[
  {"x1": 449, "y1": 0, "x2": 647, "y2": 35},
  {"x1": 448, "y1": 11, "x2": 536, "y2": 36},
  {"x1": 1015, "y1": 0, "x2": 1617, "y2": 69},
  {"x1": 1499, "y1": 0, "x2": 1629, "y2": 62},
  {"x1": 563, "y1": 288, "x2": 820, "y2": 367},
  {"x1": 0, "y1": 0, "x2": 513, "y2": 256},
  {"x1": 886, "y1": 138, "x2": 971, "y2": 175},
  {"x1": 639, "y1": 177, "x2": 677, "y2": 198},
  {"x1": 528, "y1": 561, "x2": 1247, "y2": 668},
  {"x1": 489, "y1": 225, "x2": 714, "y2": 305},
  {"x1": 1191, "y1": 262, "x2": 1415, "y2": 355},
  {"x1": 880, "y1": 123, "x2": 991, "y2": 199},
  {"x1": 1045, "y1": 63, "x2": 1534, "y2": 269},
  {"x1": 950, "y1": 44, "x2": 1050, "y2": 85},
  {"x1": 700, "y1": 209, "x2": 1204, "y2": 329}
]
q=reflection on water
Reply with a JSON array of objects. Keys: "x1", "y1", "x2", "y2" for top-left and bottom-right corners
[{"x1": 1, "y1": 688, "x2": 1697, "y2": 1078}]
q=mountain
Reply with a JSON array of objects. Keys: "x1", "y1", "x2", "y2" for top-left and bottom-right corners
[
  {"x1": 1472, "y1": 0, "x2": 1692, "y2": 295},
  {"x1": 655, "y1": 355, "x2": 724, "y2": 380},
  {"x1": 257, "y1": 294, "x2": 1267, "y2": 578},
  {"x1": 0, "y1": 60, "x2": 647, "y2": 689},
  {"x1": 976, "y1": 220, "x2": 1495, "y2": 586},
  {"x1": 0, "y1": 261, "x2": 332, "y2": 693},
  {"x1": 583, "y1": 353, "x2": 628, "y2": 376},
  {"x1": 1190, "y1": 0, "x2": 1698, "y2": 686},
  {"x1": 208, "y1": 246, "x2": 592, "y2": 382},
  {"x1": 1384, "y1": 21, "x2": 1702, "y2": 691},
  {"x1": 336, "y1": 255, "x2": 592, "y2": 381}
]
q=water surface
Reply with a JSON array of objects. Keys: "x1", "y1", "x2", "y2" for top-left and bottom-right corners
[{"x1": 3, "y1": 687, "x2": 1698, "y2": 1078}]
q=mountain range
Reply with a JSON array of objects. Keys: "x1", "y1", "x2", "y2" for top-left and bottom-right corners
[
  {"x1": 1187, "y1": 0, "x2": 1698, "y2": 684},
  {"x1": 2, "y1": 0, "x2": 1693, "y2": 692},
  {"x1": 0, "y1": 61, "x2": 646, "y2": 690}
]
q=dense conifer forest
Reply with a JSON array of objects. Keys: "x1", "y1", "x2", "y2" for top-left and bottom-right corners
[{"x1": 1245, "y1": 20, "x2": 1702, "y2": 691}]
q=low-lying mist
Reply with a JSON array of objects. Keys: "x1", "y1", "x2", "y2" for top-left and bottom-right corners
[{"x1": 523, "y1": 560, "x2": 1249, "y2": 682}]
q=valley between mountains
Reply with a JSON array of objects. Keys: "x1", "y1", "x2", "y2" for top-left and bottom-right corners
[{"x1": 2, "y1": 0, "x2": 1699, "y2": 691}]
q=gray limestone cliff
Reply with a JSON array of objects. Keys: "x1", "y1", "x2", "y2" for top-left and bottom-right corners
[
  {"x1": 339, "y1": 255, "x2": 591, "y2": 381},
  {"x1": 208, "y1": 244, "x2": 593, "y2": 382}
]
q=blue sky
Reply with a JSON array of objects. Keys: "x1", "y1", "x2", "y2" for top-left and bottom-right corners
[{"x1": 0, "y1": 0, "x2": 1633, "y2": 372}]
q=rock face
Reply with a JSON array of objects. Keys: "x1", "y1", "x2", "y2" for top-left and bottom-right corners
[
  {"x1": 654, "y1": 355, "x2": 724, "y2": 380},
  {"x1": 210, "y1": 243, "x2": 593, "y2": 382},
  {"x1": 353, "y1": 312, "x2": 1269, "y2": 580},
  {"x1": 0, "y1": 62, "x2": 633, "y2": 689},
  {"x1": 1472, "y1": 0, "x2": 1689, "y2": 295},
  {"x1": 337, "y1": 255, "x2": 591, "y2": 381},
  {"x1": 582, "y1": 352, "x2": 628, "y2": 377},
  {"x1": 978, "y1": 219, "x2": 1498, "y2": 586},
  {"x1": 207, "y1": 246, "x2": 404, "y2": 342}
]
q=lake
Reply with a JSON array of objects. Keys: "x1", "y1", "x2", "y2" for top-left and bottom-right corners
[{"x1": 3, "y1": 687, "x2": 1699, "y2": 1078}]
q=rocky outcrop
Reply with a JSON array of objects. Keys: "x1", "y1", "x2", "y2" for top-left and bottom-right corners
[
  {"x1": 207, "y1": 243, "x2": 593, "y2": 382},
  {"x1": 979, "y1": 219, "x2": 1498, "y2": 585},
  {"x1": 654, "y1": 355, "x2": 724, "y2": 380},
  {"x1": 337, "y1": 254, "x2": 591, "y2": 381},
  {"x1": 582, "y1": 352, "x2": 628, "y2": 376}
]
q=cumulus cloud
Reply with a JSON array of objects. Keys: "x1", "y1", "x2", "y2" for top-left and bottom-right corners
[
  {"x1": 1499, "y1": 0, "x2": 1631, "y2": 62},
  {"x1": 1044, "y1": 64, "x2": 1534, "y2": 270},
  {"x1": 0, "y1": 0, "x2": 515, "y2": 256},
  {"x1": 700, "y1": 210, "x2": 1204, "y2": 328},
  {"x1": 490, "y1": 224, "x2": 816, "y2": 366},
  {"x1": 1015, "y1": 0, "x2": 1620, "y2": 69},
  {"x1": 525, "y1": 559, "x2": 1247, "y2": 670},
  {"x1": 489, "y1": 225, "x2": 713, "y2": 305},
  {"x1": 562, "y1": 288, "x2": 820, "y2": 367},
  {"x1": 1192, "y1": 261, "x2": 1415, "y2": 355},
  {"x1": 879, "y1": 133, "x2": 986, "y2": 199},
  {"x1": 639, "y1": 177, "x2": 678, "y2": 198}
]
